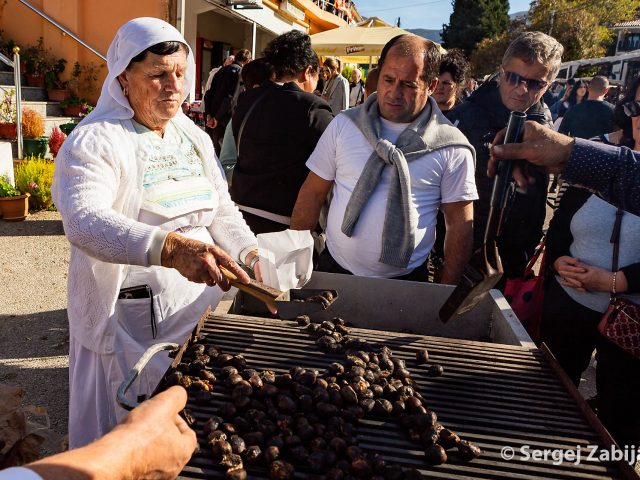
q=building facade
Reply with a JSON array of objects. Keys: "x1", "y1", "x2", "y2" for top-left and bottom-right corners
[{"x1": 0, "y1": 0, "x2": 361, "y2": 100}]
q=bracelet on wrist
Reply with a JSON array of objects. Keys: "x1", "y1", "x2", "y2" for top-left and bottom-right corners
[
  {"x1": 611, "y1": 271, "x2": 617, "y2": 294},
  {"x1": 247, "y1": 254, "x2": 259, "y2": 271}
]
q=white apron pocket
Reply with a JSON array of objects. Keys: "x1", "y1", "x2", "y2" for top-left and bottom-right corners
[{"x1": 116, "y1": 294, "x2": 164, "y2": 343}]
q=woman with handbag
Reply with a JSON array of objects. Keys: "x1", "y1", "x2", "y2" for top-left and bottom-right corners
[{"x1": 541, "y1": 79, "x2": 640, "y2": 447}]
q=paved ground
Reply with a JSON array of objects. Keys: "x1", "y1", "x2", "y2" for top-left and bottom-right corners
[{"x1": 0, "y1": 211, "x2": 69, "y2": 454}]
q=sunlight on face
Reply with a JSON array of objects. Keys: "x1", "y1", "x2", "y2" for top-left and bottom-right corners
[
  {"x1": 119, "y1": 49, "x2": 187, "y2": 131},
  {"x1": 377, "y1": 49, "x2": 431, "y2": 123}
]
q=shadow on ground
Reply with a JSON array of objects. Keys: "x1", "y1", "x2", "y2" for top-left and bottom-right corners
[{"x1": 0, "y1": 218, "x2": 64, "y2": 237}]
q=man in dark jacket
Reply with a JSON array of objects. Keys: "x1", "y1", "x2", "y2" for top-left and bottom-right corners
[
  {"x1": 230, "y1": 31, "x2": 334, "y2": 234},
  {"x1": 205, "y1": 49, "x2": 252, "y2": 155},
  {"x1": 448, "y1": 31, "x2": 564, "y2": 281}
]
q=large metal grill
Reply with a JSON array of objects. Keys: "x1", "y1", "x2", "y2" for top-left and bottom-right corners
[{"x1": 168, "y1": 312, "x2": 633, "y2": 480}]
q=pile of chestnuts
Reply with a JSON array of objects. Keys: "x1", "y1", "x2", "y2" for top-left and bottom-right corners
[{"x1": 167, "y1": 322, "x2": 481, "y2": 480}]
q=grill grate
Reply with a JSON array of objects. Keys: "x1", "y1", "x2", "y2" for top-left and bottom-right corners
[{"x1": 169, "y1": 313, "x2": 629, "y2": 479}]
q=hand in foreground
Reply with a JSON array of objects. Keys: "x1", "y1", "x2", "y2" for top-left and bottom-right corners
[
  {"x1": 109, "y1": 386, "x2": 197, "y2": 479},
  {"x1": 26, "y1": 386, "x2": 196, "y2": 480},
  {"x1": 161, "y1": 232, "x2": 250, "y2": 290},
  {"x1": 488, "y1": 121, "x2": 575, "y2": 189}
]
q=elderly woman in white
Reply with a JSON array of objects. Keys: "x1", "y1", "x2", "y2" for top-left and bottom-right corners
[{"x1": 53, "y1": 17, "x2": 259, "y2": 448}]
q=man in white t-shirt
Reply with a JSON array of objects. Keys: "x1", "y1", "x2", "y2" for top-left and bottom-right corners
[{"x1": 291, "y1": 35, "x2": 477, "y2": 284}]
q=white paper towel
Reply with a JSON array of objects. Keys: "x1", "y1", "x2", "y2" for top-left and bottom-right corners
[{"x1": 257, "y1": 230, "x2": 314, "y2": 291}]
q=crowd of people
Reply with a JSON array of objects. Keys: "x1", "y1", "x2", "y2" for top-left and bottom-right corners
[{"x1": 3, "y1": 14, "x2": 640, "y2": 480}]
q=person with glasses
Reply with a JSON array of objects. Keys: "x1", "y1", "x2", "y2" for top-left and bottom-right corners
[
  {"x1": 447, "y1": 31, "x2": 563, "y2": 285},
  {"x1": 433, "y1": 49, "x2": 469, "y2": 115}
]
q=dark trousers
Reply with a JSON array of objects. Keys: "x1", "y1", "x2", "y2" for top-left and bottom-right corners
[
  {"x1": 316, "y1": 248, "x2": 429, "y2": 282},
  {"x1": 541, "y1": 276, "x2": 640, "y2": 447},
  {"x1": 206, "y1": 124, "x2": 226, "y2": 157}
]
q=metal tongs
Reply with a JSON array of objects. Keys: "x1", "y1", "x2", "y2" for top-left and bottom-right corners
[
  {"x1": 220, "y1": 267, "x2": 338, "y2": 319},
  {"x1": 439, "y1": 111, "x2": 526, "y2": 322}
]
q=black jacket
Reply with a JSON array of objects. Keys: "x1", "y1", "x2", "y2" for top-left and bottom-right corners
[
  {"x1": 447, "y1": 75, "x2": 552, "y2": 278},
  {"x1": 204, "y1": 62, "x2": 242, "y2": 125},
  {"x1": 230, "y1": 81, "x2": 334, "y2": 217}
]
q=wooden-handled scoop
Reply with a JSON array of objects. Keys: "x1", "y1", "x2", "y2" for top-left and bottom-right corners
[
  {"x1": 439, "y1": 111, "x2": 526, "y2": 322},
  {"x1": 220, "y1": 266, "x2": 338, "y2": 319}
]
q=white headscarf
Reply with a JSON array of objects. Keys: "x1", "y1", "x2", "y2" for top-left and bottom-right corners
[{"x1": 87, "y1": 17, "x2": 196, "y2": 123}]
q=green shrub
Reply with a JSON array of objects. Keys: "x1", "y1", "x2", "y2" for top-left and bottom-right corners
[
  {"x1": 14, "y1": 156, "x2": 56, "y2": 211},
  {"x1": 0, "y1": 175, "x2": 20, "y2": 197}
]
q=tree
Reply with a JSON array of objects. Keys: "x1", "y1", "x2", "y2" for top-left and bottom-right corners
[
  {"x1": 470, "y1": 17, "x2": 528, "y2": 77},
  {"x1": 442, "y1": 0, "x2": 510, "y2": 56},
  {"x1": 528, "y1": 0, "x2": 638, "y2": 61}
]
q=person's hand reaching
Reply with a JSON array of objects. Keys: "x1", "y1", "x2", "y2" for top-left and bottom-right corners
[{"x1": 161, "y1": 232, "x2": 250, "y2": 290}]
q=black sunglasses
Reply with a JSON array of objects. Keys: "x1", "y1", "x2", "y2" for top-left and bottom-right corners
[
  {"x1": 502, "y1": 69, "x2": 549, "y2": 92},
  {"x1": 623, "y1": 100, "x2": 640, "y2": 118}
]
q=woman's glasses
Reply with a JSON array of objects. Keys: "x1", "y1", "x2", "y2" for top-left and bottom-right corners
[
  {"x1": 623, "y1": 100, "x2": 640, "y2": 118},
  {"x1": 502, "y1": 69, "x2": 549, "y2": 92}
]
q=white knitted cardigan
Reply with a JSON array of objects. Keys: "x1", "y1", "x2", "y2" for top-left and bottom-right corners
[{"x1": 51, "y1": 18, "x2": 256, "y2": 354}]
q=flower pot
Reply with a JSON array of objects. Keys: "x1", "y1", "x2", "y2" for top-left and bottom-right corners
[
  {"x1": 63, "y1": 105, "x2": 83, "y2": 117},
  {"x1": 0, "y1": 193, "x2": 30, "y2": 221},
  {"x1": 26, "y1": 74, "x2": 45, "y2": 88},
  {"x1": 59, "y1": 122, "x2": 77, "y2": 136},
  {"x1": 47, "y1": 88, "x2": 70, "y2": 102},
  {"x1": 23, "y1": 137, "x2": 49, "y2": 158},
  {"x1": 0, "y1": 122, "x2": 17, "y2": 139}
]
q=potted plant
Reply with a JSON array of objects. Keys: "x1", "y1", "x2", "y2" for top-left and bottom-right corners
[
  {"x1": 45, "y1": 57, "x2": 69, "y2": 102},
  {"x1": 21, "y1": 108, "x2": 48, "y2": 157},
  {"x1": 0, "y1": 88, "x2": 17, "y2": 139},
  {"x1": 60, "y1": 95, "x2": 94, "y2": 118},
  {"x1": 14, "y1": 156, "x2": 55, "y2": 211},
  {"x1": 23, "y1": 38, "x2": 49, "y2": 87},
  {"x1": 48, "y1": 126, "x2": 66, "y2": 158},
  {"x1": 0, "y1": 175, "x2": 29, "y2": 221}
]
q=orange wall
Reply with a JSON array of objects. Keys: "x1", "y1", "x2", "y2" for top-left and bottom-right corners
[{"x1": 0, "y1": 0, "x2": 170, "y2": 101}]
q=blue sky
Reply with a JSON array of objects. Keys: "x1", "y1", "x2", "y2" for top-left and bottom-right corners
[{"x1": 356, "y1": 0, "x2": 534, "y2": 30}]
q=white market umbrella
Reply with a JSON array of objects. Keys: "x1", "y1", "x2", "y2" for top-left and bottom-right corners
[{"x1": 310, "y1": 25, "x2": 416, "y2": 58}]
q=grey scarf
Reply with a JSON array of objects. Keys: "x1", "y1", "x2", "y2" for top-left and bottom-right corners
[{"x1": 341, "y1": 93, "x2": 475, "y2": 268}]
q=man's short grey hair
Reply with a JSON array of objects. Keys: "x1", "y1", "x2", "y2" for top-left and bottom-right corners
[{"x1": 502, "y1": 31, "x2": 564, "y2": 80}]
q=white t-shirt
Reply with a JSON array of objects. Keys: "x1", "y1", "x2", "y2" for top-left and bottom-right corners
[{"x1": 307, "y1": 114, "x2": 477, "y2": 278}]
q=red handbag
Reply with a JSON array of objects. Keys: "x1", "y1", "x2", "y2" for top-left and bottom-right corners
[
  {"x1": 598, "y1": 298, "x2": 640, "y2": 359},
  {"x1": 504, "y1": 239, "x2": 546, "y2": 343},
  {"x1": 597, "y1": 208, "x2": 640, "y2": 359}
]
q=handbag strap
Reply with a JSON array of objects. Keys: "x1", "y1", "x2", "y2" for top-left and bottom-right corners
[
  {"x1": 523, "y1": 237, "x2": 546, "y2": 275},
  {"x1": 610, "y1": 207, "x2": 624, "y2": 299},
  {"x1": 236, "y1": 89, "x2": 269, "y2": 157}
]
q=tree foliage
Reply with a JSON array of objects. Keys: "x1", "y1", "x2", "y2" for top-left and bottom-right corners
[
  {"x1": 470, "y1": 18, "x2": 528, "y2": 77},
  {"x1": 442, "y1": 0, "x2": 510, "y2": 56},
  {"x1": 528, "y1": 0, "x2": 638, "y2": 61}
]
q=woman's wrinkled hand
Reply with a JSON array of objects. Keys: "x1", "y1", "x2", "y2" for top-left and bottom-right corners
[{"x1": 161, "y1": 232, "x2": 250, "y2": 290}]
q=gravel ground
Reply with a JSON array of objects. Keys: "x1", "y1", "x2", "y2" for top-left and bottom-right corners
[{"x1": 0, "y1": 211, "x2": 70, "y2": 454}]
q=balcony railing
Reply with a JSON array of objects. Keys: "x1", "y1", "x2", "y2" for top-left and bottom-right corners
[{"x1": 311, "y1": 0, "x2": 356, "y2": 23}]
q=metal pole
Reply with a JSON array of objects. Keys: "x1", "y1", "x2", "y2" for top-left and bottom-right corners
[
  {"x1": 251, "y1": 21, "x2": 257, "y2": 60},
  {"x1": 178, "y1": 0, "x2": 186, "y2": 36},
  {"x1": 13, "y1": 48, "x2": 22, "y2": 160}
]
